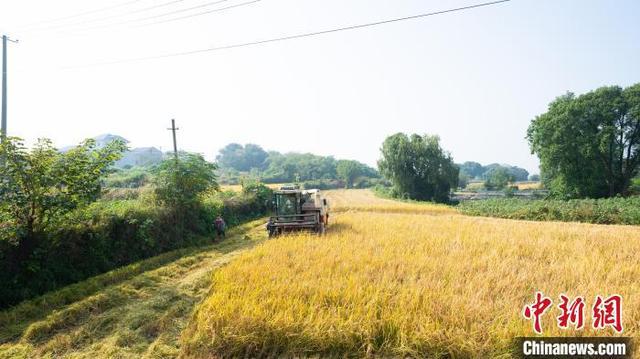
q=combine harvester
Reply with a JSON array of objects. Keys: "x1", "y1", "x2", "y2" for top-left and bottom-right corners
[{"x1": 266, "y1": 186, "x2": 329, "y2": 237}]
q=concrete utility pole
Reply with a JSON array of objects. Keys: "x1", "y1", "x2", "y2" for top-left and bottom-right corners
[
  {"x1": 2, "y1": 34, "x2": 18, "y2": 141},
  {"x1": 167, "y1": 119, "x2": 179, "y2": 160}
]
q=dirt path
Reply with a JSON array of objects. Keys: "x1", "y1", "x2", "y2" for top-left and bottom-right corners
[{"x1": 0, "y1": 220, "x2": 267, "y2": 359}]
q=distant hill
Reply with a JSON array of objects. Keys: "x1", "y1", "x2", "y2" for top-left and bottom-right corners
[
  {"x1": 61, "y1": 134, "x2": 164, "y2": 168},
  {"x1": 94, "y1": 134, "x2": 129, "y2": 148},
  {"x1": 116, "y1": 147, "x2": 164, "y2": 168}
]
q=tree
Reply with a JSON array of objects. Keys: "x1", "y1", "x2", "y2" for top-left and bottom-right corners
[
  {"x1": 243, "y1": 144, "x2": 269, "y2": 170},
  {"x1": 458, "y1": 172, "x2": 470, "y2": 189},
  {"x1": 506, "y1": 166, "x2": 529, "y2": 182},
  {"x1": 378, "y1": 133, "x2": 458, "y2": 203},
  {"x1": 484, "y1": 167, "x2": 515, "y2": 190},
  {"x1": 459, "y1": 161, "x2": 484, "y2": 179},
  {"x1": 154, "y1": 153, "x2": 219, "y2": 210},
  {"x1": 216, "y1": 143, "x2": 268, "y2": 171},
  {"x1": 216, "y1": 143, "x2": 244, "y2": 170},
  {"x1": 336, "y1": 160, "x2": 362, "y2": 188},
  {"x1": 0, "y1": 137, "x2": 126, "y2": 258},
  {"x1": 529, "y1": 174, "x2": 541, "y2": 182},
  {"x1": 481, "y1": 164, "x2": 528, "y2": 182},
  {"x1": 527, "y1": 84, "x2": 640, "y2": 198}
]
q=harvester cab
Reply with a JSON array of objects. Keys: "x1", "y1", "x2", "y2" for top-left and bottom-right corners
[{"x1": 266, "y1": 186, "x2": 329, "y2": 237}]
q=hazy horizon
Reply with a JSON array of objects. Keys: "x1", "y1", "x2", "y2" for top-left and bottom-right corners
[{"x1": 2, "y1": 0, "x2": 639, "y2": 174}]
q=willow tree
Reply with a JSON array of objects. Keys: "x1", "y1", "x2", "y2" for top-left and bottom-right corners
[{"x1": 378, "y1": 133, "x2": 458, "y2": 203}]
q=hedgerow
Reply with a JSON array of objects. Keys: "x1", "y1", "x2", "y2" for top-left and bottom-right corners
[{"x1": 0, "y1": 190, "x2": 269, "y2": 309}]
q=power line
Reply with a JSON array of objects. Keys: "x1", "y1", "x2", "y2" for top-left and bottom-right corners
[
  {"x1": 66, "y1": 0, "x2": 511, "y2": 69},
  {"x1": 19, "y1": 0, "x2": 146, "y2": 29},
  {"x1": 75, "y1": 0, "x2": 242, "y2": 33},
  {"x1": 46, "y1": 0, "x2": 191, "y2": 30},
  {"x1": 137, "y1": 0, "x2": 260, "y2": 27},
  {"x1": 31, "y1": 0, "x2": 252, "y2": 37},
  {"x1": 136, "y1": 0, "x2": 232, "y2": 22},
  {"x1": 34, "y1": 0, "x2": 219, "y2": 31}
]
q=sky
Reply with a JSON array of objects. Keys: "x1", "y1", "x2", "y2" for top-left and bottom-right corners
[{"x1": 1, "y1": 0, "x2": 639, "y2": 174}]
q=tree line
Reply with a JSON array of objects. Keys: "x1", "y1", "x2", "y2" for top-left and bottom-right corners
[{"x1": 216, "y1": 143, "x2": 380, "y2": 188}]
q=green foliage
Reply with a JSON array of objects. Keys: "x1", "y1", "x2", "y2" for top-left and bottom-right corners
[
  {"x1": 104, "y1": 167, "x2": 151, "y2": 188},
  {"x1": 215, "y1": 143, "x2": 379, "y2": 186},
  {"x1": 459, "y1": 197, "x2": 640, "y2": 225},
  {"x1": 484, "y1": 167, "x2": 516, "y2": 190},
  {"x1": 527, "y1": 83, "x2": 640, "y2": 198},
  {"x1": 261, "y1": 152, "x2": 338, "y2": 182},
  {"x1": 153, "y1": 154, "x2": 218, "y2": 210},
  {"x1": 216, "y1": 143, "x2": 269, "y2": 171},
  {"x1": 241, "y1": 179, "x2": 273, "y2": 210},
  {"x1": 458, "y1": 161, "x2": 529, "y2": 181},
  {"x1": 529, "y1": 174, "x2": 541, "y2": 182},
  {"x1": 459, "y1": 161, "x2": 484, "y2": 179},
  {"x1": 378, "y1": 133, "x2": 458, "y2": 203},
  {"x1": 0, "y1": 189, "x2": 269, "y2": 309},
  {"x1": 301, "y1": 179, "x2": 343, "y2": 190},
  {"x1": 482, "y1": 164, "x2": 529, "y2": 182},
  {"x1": 0, "y1": 137, "x2": 126, "y2": 244},
  {"x1": 336, "y1": 160, "x2": 363, "y2": 188},
  {"x1": 458, "y1": 172, "x2": 470, "y2": 189},
  {"x1": 631, "y1": 177, "x2": 640, "y2": 195},
  {"x1": 0, "y1": 147, "x2": 271, "y2": 309}
]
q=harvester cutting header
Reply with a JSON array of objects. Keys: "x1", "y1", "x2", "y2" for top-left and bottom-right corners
[{"x1": 266, "y1": 186, "x2": 329, "y2": 237}]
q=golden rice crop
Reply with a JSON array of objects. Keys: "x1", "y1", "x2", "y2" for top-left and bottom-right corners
[
  {"x1": 327, "y1": 189, "x2": 457, "y2": 215},
  {"x1": 515, "y1": 181, "x2": 543, "y2": 190},
  {"x1": 181, "y1": 190, "x2": 640, "y2": 357}
]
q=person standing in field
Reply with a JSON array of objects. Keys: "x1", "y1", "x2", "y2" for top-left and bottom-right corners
[{"x1": 214, "y1": 215, "x2": 226, "y2": 240}]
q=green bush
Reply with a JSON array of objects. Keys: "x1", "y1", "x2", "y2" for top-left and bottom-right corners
[
  {"x1": 104, "y1": 167, "x2": 151, "y2": 188},
  {"x1": 631, "y1": 178, "x2": 640, "y2": 195},
  {"x1": 458, "y1": 197, "x2": 640, "y2": 225}
]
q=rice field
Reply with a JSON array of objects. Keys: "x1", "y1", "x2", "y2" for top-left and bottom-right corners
[
  {"x1": 327, "y1": 189, "x2": 457, "y2": 215},
  {"x1": 181, "y1": 190, "x2": 640, "y2": 358},
  {"x1": 515, "y1": 181, "x2": 543, "y2": 190}
]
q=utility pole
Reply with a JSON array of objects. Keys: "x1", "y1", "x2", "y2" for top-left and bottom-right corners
[
  {"x1": 167, "y1": 119, "x2": 179, "y2": 160},
  {"x1": 2, "y1": 34, "x2": 18, "y2": 142}
]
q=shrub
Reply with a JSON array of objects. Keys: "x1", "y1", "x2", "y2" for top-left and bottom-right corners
[
  {"x1": 103, "y1": 167, "x2": 151, "y2": 188},
  {"x1": 631, "y1": 178, "x2": 640, "y2": 195}
]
